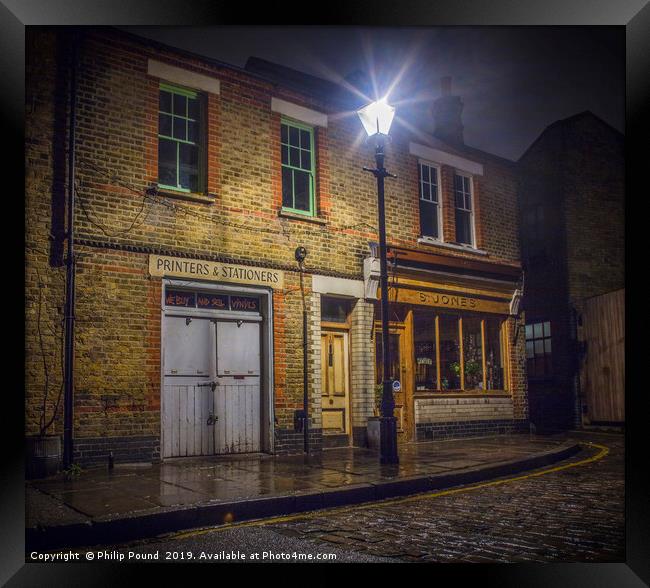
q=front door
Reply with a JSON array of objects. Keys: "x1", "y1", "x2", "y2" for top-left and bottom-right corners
[
  {"x1": 320, "y1": 330, "x2": 350, "y2": 437},
  {"x1": 375, "y1": 324, "x2": 411, "y2": 439}
]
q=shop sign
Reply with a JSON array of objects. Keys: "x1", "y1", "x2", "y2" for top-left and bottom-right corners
[
  {"x1": 380, "y1": 287, "x2": 510, "y2": 315},
  {"x1": 150, "y1": 255, "x2": 284, "y2": 289}
]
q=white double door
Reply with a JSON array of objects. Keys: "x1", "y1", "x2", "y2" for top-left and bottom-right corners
[{"x1": 162, "y1": 315, "x2": 261, "y2": 457}]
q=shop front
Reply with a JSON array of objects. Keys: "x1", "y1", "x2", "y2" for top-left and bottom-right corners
[
  {"x1": 150, "y1": 255, "x2": 280, "y2": 458},
  {"x1": 365, "y1": 246, "x2": 526, "y2": 442}
]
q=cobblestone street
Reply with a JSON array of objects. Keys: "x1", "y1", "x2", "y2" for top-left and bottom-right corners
[
  {"x1": 101, "y1": 431, "x2": 624, "y2": 563},
  {"x1": 265, "y1": 431, "x2": 624, "y2": 562}
]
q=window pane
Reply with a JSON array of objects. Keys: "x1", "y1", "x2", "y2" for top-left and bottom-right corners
[
  {"x1": 159, "y1": 90, "x2": 172, "y2": 113},
  {"x1": 430, "y1": 167, "x2": 438, "y2": 188},
  {"x1": 281, "y1": 124, "x2": 288, "y2": 144},
  {"x1": 187, "y1": 119, "x2": 198, "y2": 143},
  {"x1": 290, "y1": 147, "x2": 300, "y2": 168},
  {"x1": 439, "y1": 314, "x2": 461, "y2": 389},
  {"x1": 463, "y1": 317, "x2": 484, "y2": 390},
  {"x1": 173, "y1": 94, "x2": 187, "y2": 116},
  {"x1": 464, "y1": 192, "x2": 472, "y2": 211},
  {"x1": 419, "y1": 199, "x2": 439, "y2": 239},
  {"x1": 454, "y1": 174, "x2": 463, "y2": 191},
  {"x1": 455, "y1": 210, "x2": 472, "y2": 244},
  {"x1": 300, "y1": 148, "x2": 312, "y2": 170},
  {"x1": 414, "y1": 310, "x2": 437, "y2": 390},
  {"x1": 533, "y1": 323, "x2": 543, "y2": 339},
  {"x1": 188, "y1": 97, "x2": 199, "y2": 120},
  {"x1": 281, "y1": 145, "x2": 289, "y2": 165},
  {"x1": 172, "y1": 116, "x2": 186, "y2": 140},
  {"x1": 543, "y1": 321, "x2": 551, "y2": 337},
  {"x1": 455, "y1": 190, "x2": 465, "y2": 209},
  {"x1": 321, "y1": 297, "x2": 351, "y2": 323},
  {"x1": 281, "y1": 167, "x2": 293, "y2": 208},
  {"x1": 289, "y1": 126, "x2": 299, "y2": 146},
  {"x1": 300, "y1": 129, "x2": 310, "y2": 148},
  {"x1": 179, "y1": 143, "x2": 199, "y2": 192},
  {"x1": 534, "y1": 339, "x2": 544, "y2": 356},
  {"x1": 158, "y1": 139, "x2": 177, "y2": 186},
  {"x1": 293, "y1": 170, "x2": 311, "y2": 212},
  {"x1": 525, "y1": 324, "x2": 533, "y2": 340},
  {"x1": 526, "y1": 340, "x2": 534, "y2": 358},
  {"x1": 544, "y1": 338, "x2": 552, "y2": 354},
  {"x1": 421, "y1": 165, "x2": 430, "y2": 183},
  {"x1": 159, "y1": 113, "x2": 172, "y2": 137},
  {"x1": 485, "y1": 318, "x2": 504, "y2": 390}
]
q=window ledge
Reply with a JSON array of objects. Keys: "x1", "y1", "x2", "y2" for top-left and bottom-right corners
[
  {"x1": 417, "y1": 237, "x2": 488, "y2": 256},
  {"x1": 414, "y1": 391, "x2": 510, "y2": 399},
  {"x1": 278, "y1": 209, "x2": 327, "y2": 225},
  {"x1": 157, "y1": 188, "x2": 216, "y2": 204}
]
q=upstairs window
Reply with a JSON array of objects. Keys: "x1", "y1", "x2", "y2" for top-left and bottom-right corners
[
  {"x1": 454, "y1": 172, "x2": 474, "y2": 246},
  {"x1": 418, "y1": 162, "x2": 442, "y2": 240},
  {"x1": 281, "y1": 119, "x2": 315, "y2": 216},
  {"x1": 526, "y1": 321, "x2": 552, "y2": 377},
  {"x1": 158, "y1": 83, "x2": 204, "y2": 193}
]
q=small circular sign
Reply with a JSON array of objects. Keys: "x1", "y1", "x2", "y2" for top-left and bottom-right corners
[{"x1": 392, "y1": 380, "x2": 401, "y2": 393}]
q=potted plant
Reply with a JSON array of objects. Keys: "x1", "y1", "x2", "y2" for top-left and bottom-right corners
[{"x1": 26, "y1": 281, "x2": 64, "y2": 479}]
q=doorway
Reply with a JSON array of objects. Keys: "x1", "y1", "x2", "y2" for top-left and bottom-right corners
[
  {"x1": 161, "y1": 283, "x2": 270, "y2": 458},
  {"x1": 320, "y1": 330, "x2": 351, "y2": 439}
]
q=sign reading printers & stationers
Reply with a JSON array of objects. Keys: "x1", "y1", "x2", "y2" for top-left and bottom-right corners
[{"x1": 149, "y1": 255, "x2": 284, "y2": 289}]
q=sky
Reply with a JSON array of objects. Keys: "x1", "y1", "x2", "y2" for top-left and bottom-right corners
[{"x1": 125, "y1": 26, "x2": 625, "y2": 161}]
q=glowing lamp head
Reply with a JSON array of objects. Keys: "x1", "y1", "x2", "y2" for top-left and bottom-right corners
[{"x1": 357, "y1": 97, "x2": 396, "y2": 137}]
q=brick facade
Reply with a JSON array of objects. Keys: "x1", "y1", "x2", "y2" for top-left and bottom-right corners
[
  {"x1": 26, "y1": 28, "x2": 527, "y2": 466},
  {"x1": 518, "y1": 111, "x2": 624, "y2": 430}
]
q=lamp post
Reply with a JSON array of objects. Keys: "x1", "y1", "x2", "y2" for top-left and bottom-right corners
[{"x1": 357, "y1": 98, "x2": 399, "y2": 464}]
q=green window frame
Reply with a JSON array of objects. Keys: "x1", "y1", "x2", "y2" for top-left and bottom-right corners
[
  {"x1": 281, "y1": 118, "x2": 316, "y2": 216},
  {"x1": 158, "y1": 82, "x2": 204, "y2": 193}
]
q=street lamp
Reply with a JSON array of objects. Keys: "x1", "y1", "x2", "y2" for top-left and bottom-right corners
[{"x1": 357, "y1": 97, "x2": 399, "y2": 465}]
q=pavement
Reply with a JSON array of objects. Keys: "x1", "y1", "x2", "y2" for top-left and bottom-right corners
[{"x1": 26, "y1": 433, "x2": 581, "y2": 552}]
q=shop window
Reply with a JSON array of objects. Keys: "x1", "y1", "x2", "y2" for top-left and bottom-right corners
[
  {"x1": 158, "y1": 83, "x2": 204, "y2": 193},
  {"x1": 414, "y1": 310, "x2": 437, "y2": 390},
  {"x1": 418, "y1": 162, "x2": 442, "y2": 240},
  {"x1": 462, "y1": 316, "x2": 484, "y2": 390},
  {"x1": 407, "y1": 311, "x2": 506, "y2": 392},
  {"x1": 321, "y1": 297, "x2": 351, "y2": 323},
  {"x1": 454, "y1": 172, "x2": 474, "y2": 246},
  {"x1": 439, "y1": 314, "x2": 461, "y2": 389},
  {"x1": 484, "y1": 317, "x2": 504, "y2": 390},
  {"x1": 526, "y1": 321, "x2": 552, "y2": 377},
  {"x1": 281, "y1": 118, "x2": 315, "y2": 215}
]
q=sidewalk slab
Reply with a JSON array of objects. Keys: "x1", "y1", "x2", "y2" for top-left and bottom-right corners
[{"x1": 26, "y1": 434, "x2": 581, "y2": 552}]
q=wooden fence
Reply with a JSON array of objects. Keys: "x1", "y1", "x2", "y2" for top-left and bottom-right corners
[{"x1": 580, "y1": 288, "x2": 625, "y2": 423}]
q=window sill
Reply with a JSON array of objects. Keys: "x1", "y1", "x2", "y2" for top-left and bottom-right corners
[
  {"x1": 417, "y1": 237, "x2": 488, "y2": 256},
  {"x1": 157, "y1": 188, "x2": 216, "y2": 204},
  {"x1": 278, "y1": 209, "x2": 327, "y2": 225},
  {"x1": 414, "y1": 391, "x2": 510, "y2": 399}
]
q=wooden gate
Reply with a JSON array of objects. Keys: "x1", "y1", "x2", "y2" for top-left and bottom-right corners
[{"x1": 580, "y1": 288, "x2": 625, "y2": 423}]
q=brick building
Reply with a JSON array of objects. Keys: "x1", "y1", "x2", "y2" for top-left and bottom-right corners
[
  {"x1": 26, "y1": 28, "x2": 527, "y2": 467},
  {"x1": 518, "y1": 111, "x2": 624, "y2": 431}
]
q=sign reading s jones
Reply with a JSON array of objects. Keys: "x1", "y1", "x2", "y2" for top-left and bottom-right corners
[{"x1": 149, "y1": 255, "x2": 284, "y2": 289}]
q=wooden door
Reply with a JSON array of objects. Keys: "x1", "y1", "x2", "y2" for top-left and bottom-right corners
[
  {"x1": 375, "y1": 322, "x2": 413, "y2": 439},
  {"x1": 162, "y1": 315, "x2": 216, "y2": 458},
  {"x1": 321, "y1": 330, "x2": 350, "y2": 436}
]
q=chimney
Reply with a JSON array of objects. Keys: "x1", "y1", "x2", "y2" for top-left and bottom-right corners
[{"x1": 431, "y1": 76, "x2": 464, "y2": 145}]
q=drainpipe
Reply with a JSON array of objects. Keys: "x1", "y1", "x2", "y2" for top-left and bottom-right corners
[
  {"x1": 63, "y1": 31, "x2": 78, "y2": 468},
  {"x1": 295, "y1": 247, "x2": 309, "y2": 453}
]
